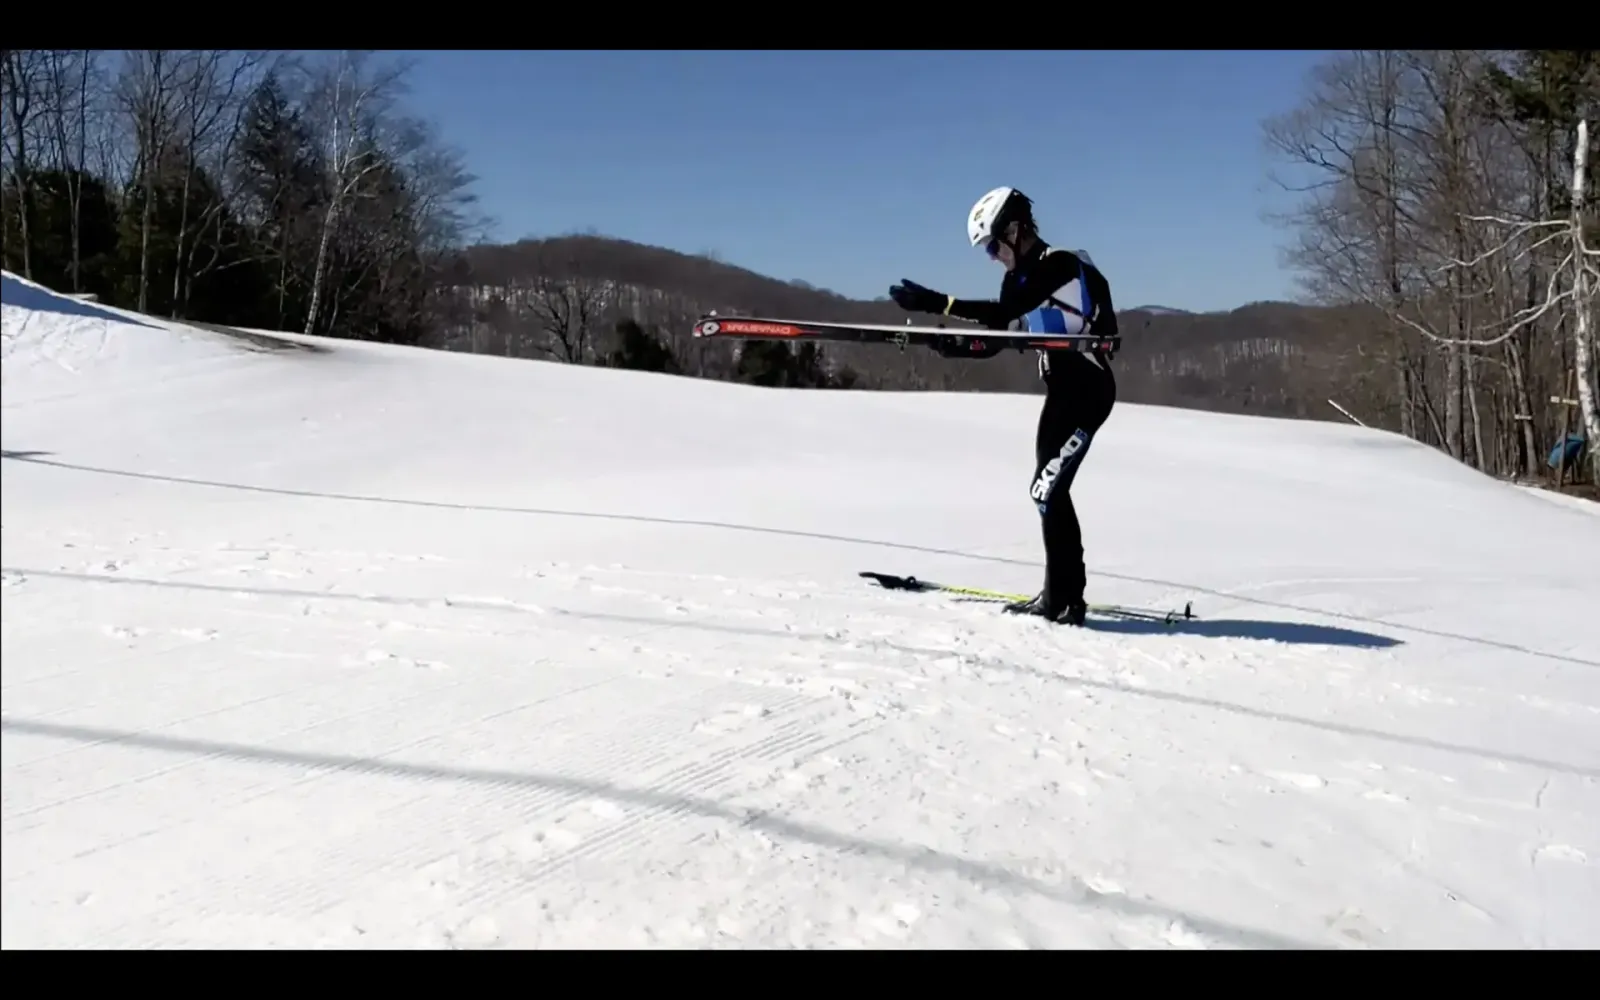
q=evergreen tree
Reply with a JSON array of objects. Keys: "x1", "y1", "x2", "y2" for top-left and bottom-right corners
[{"x1": 607, "y1": 318, "x2": 681, "y2": 373}]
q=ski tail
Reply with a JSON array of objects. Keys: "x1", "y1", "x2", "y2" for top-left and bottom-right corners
[
  {"x1": 859, "y1": 570, "x2": 1195, "y2": 625},
  {"x1": 857, "y1": 571, "x2": 1027, "y2": 602}
]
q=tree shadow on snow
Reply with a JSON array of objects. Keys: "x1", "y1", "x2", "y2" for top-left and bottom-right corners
[
  {"x1": 181, "y1": 319, "x2": 331, "y2": 354},
  {"x1": 1, "y1": 272, "x2": 157, "y2": 329},
  {"x1": 1083, "y1": 614, "x2": 1402, "y2": 649}
]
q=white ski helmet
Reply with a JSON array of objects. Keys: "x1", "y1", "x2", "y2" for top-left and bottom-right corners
[{"x1": 967, "y1": 186, "x2": 1035, "y2": 250}]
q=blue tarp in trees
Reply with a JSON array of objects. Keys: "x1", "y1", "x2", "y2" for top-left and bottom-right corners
[{"x1": 1548, "y1": 432, "x2": 1588, "y2": 470}]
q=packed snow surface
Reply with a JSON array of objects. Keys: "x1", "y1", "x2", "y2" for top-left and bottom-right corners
[{"x1": 3, "y1": 270, "x2": 1598, "y2": 949}]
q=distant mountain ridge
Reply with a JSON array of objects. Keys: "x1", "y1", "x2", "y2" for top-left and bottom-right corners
[{"x1": 444, "y1": 234, "x2": 1388, "y2": 426}]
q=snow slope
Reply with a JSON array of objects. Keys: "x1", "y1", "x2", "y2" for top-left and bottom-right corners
[{"x1": 3, "y1": 269, "x2": 1598, "y2": 949}]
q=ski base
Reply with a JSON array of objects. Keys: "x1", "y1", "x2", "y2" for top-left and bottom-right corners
[
  {"x1": 860, "y1": 571, "x2": 1195, "y2": 625},
  {"x1": 692, "y1": 314, "x2": 1120, "y2": 356}
]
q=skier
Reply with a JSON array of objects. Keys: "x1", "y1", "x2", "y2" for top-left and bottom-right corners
[{"x1": 886, "y1": 186, "x2": 1118, "y2": 626}]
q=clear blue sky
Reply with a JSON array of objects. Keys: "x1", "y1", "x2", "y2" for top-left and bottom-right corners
[{"x1": 396, "y1": 50, "x2": 1328, "y2": 313}]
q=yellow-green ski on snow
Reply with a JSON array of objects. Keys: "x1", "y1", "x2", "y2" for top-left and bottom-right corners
[{"x1": 859, "y1": 571, "x2": 1195, "y2": 625}]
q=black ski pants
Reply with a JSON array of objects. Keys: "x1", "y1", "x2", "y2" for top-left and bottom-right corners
[{"x1": 1028, "y1": 356, "x2": 1117, "y2": 607}]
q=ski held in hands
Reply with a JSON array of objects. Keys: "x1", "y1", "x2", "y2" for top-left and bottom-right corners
[{"x1": 692, "y1": 313, "x2": 1120, "y2": 356}]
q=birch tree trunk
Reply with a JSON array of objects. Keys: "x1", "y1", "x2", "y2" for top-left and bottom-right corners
[
  {"x1": 301, "y1": 51, "x2": 410, "y2": 337},
  {"x1": 1569, "y1": 118, "x2": 1600, "y2": 481}
]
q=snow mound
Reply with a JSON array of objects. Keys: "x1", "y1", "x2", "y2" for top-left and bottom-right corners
[{"x1": 1, "y1": 271, "x2": 255, "y2": 408}]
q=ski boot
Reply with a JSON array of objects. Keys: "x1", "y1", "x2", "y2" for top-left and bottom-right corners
[{"x1": 1004, "y1": 591, "x2": 1088, "y2": 626}]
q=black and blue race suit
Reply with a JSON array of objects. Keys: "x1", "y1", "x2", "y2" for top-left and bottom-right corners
[{"x1": 942, "y1": 240, "x2": 1119, "y2": 613}]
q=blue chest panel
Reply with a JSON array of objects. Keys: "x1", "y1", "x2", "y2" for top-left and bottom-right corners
[
  {"x1": 1023, "y1": 306, "x2": 1076, "y2": 334},
  {"x1": 1016, "y1": 251, "x2": 1094, "y2": 335}
]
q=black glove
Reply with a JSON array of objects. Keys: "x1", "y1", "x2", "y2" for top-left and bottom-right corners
[{"x1": 888, "y1": 278, "x2": 949, "y2": 315}]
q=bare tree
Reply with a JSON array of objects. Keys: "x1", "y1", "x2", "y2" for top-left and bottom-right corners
[
  {"x1": 1481, "y1": 78, "x2": 1555, "y2": 477},
  {"x1": 227, "y1": 64, "x2": 318, "y2": 330},
  {"x1": 116, "y1": 49, "x2": 188, "y2": 312},
  {"x1": 1263, "y1": 51, "x2": 1459, "y2": 439},
  {"x1": 167, "y1": 50, "x2": 274, "y2": 317},
  {"x1": 87, "y1": 55, "x2": 131, "y2": 193},
  {"x1": 1384, "y1": 121, "x2": 1597, "y2": 480},
  {"x1": 2, "y1": 49, "x2": 48, "y2": 279},
  {"x1": 523, "y1": 270, "x2": 610, "y2": 363},
  {"x1": 298, "y1": 50, "x2": 414, "y2": 336},
  {"x1": 36, "y1": 50, "x2": 98, "y2": 292},
  {"x1": 386, "y1": 118, "x2": 486, "y2": 342},
  {"x1": 1263, "y1": 50, "x2": 1596, "y2": 482}
]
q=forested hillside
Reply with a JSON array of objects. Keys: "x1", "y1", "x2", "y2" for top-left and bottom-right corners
[{"x1": 442, "y1": 233, "x2": 1383, "y2": 422}]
